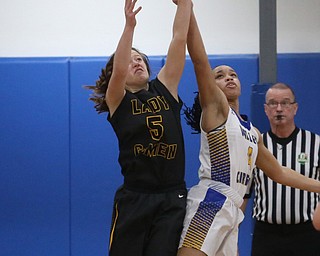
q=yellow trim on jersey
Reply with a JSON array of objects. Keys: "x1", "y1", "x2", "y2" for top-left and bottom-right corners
[{"x1": 109, "y1": 203, "x2": 119, "y2": 250}]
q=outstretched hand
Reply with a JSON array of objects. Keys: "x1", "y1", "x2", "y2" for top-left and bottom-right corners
[{"x1": 125, "y1": 0, "x2": 142, "y2": 27}]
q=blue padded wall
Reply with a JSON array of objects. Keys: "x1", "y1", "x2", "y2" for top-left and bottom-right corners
[
  {"x1": 69, "y1": 57, "x2": 115, "y2": 256},
  {"x1": 251, "y1": 83, "x2": 272, "y2": 132},
  {"x1": 278, "y1": 53, "x2": 320, "y2": 135},
  {"x1": 0, "y1": 58, "x2": 70, "y2": 256},
  {"x1": 1, "y1": 53, "x2": 319, "y2": 256}
]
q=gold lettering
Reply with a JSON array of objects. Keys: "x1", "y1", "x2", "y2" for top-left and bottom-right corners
[
  {"x1": 131, "y1": 96, "x2": 170, "y2": 115},
  {"x1": 156, "y1": 96, "x2": 169, "y2": 110},
  {"x1": 141, "y1": 104, "x2": 152, "y2": 114},
  {"x1": 132, "y1": 99, "x2": 141, "y2": 115},
  {"x1": 157, "y1": 143, "x2": 167, "y2": 158},
  {"x1": 167, "y1": 144, "x2": 177, "y2": 159},
  {"x1": 134, "y1": 144, "x2": 144, "y2": 155},
  {"x1": 133, "y1": 142, "x2": 177, "y2": 159},
  {"x1": 147, "y1": 98, "x2": 161, "y2": 112}
]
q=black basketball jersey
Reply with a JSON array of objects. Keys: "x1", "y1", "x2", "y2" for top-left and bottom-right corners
[{"x1": 108, "y1": 78, "x2": 185, "y2": 191}]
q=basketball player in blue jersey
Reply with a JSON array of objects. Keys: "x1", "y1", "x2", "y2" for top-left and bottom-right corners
[
  {"x1": 177, "y1": 4, "x2": 320, "y2": 256},
  {"x1": 85, "y1": 0, "x2": 192, "y2": 255}
]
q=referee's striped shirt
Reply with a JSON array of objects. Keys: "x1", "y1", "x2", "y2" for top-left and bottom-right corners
[{"x1": 252, "y1": 127, "x2": 320, "y2": 224}]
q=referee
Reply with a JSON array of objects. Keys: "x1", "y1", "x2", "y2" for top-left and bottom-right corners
[{"x1": 251, "y1": 83, "x2": 320, "y2": 256}]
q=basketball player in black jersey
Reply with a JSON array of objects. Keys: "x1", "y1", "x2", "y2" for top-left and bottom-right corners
[{"x1": 85, "y1": 0, "x2": 192, "y2": 255}]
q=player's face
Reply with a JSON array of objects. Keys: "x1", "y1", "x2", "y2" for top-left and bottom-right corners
[
  {"x1": 264, "y1": 88, "x2": 298, "y2": 125},
  {"x1": 126, "y1": 50, "x2": 149, "y2": 88},
  {"x1": 212, "y1": 65, "x2": 241, "y2": 100}
]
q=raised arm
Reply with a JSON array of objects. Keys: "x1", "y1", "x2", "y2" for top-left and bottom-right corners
[
  {"x1": 255, "y1": 129, "x2": 320, "y2": 193},
  {"x1": 106, "y1": 0, "x2": 142, "y2": 115},
  {"x1": 186, "y1": 8, "x2": 229, "y2": 131},
  {"x1": 157, "y1": 0, "x2": 192, "y2": 101}
]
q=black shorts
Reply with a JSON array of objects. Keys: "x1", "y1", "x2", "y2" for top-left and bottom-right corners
[
  {"x1": 109, "y1": 185, "x2": 187, "y2": 256},
  {"x1": 251, "y1": 220, "x2": 320, "y2": 256}
]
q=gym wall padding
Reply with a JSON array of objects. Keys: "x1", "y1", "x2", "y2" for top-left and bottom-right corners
[
  {"x1": 0, "y1": 53, "x2": 319, "y2": 256},
  {"x1": 0, "y1": 58, "x2": 70, "y2": 256},
  {"x1": 277, "y1": 53, "x2": 320, "y2": 135}
]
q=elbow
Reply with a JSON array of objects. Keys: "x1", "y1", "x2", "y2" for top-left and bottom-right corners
[{"x1": 172, "y1": 36, "x2": 187, "y2": 48}]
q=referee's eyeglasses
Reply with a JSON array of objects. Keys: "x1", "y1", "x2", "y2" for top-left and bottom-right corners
[{"x1": 266, "y1": 100, "x2": 296, "y2": 109}]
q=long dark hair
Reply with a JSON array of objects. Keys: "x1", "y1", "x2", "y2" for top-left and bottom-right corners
[
  {"x1": 183, "y1": 92, "x2": 202, "y2": 133},
  {"x1": 84, "y1": 47, "x2": 151, "y2": 113}
]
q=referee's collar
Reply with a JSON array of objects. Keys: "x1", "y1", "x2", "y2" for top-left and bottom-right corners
[{"x1": 267, "y1": 126, "x2": 300, "y2": 146}]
